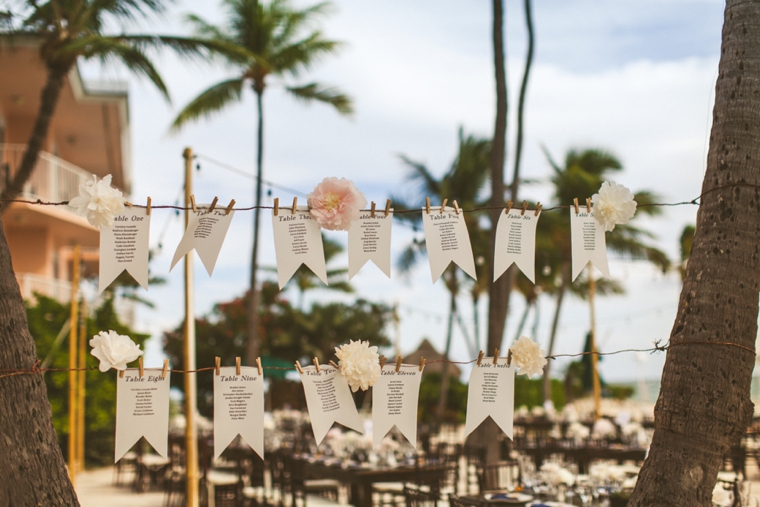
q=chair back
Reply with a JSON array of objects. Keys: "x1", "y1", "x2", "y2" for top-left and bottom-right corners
[
  {"x1": 476, "y1": 461, "x2": 519, "y2": 493},
  {"x1": 403, "y1": 484, "x2": 438, "y2": 507}
]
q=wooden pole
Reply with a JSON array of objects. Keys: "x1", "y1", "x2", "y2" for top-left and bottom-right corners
[
  {"x1": 588, "y1": 265, "x2": 602, "y2": 420},
  {"x1": 77, "y1": 297, "x2": 87, "y2": 472},
  {"x1": 67, "y1": 244, "x2": 80, "y2": 484},
  {"x1": 182, "y1": 148, "x2": 199, "y2": 507}
]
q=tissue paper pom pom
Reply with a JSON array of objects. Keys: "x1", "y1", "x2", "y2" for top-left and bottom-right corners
[
  {"x1": 307, "y1": 177, "x2": 367, "y2": 231},
  {"x1": 334, "y1": 340, "x2": 380, "y2": 392},
  {"x1": 68, "y1": 174, "x2": 125, "y2": 228},
  {"x1": 590, "y1": 180, "x2": 637, "y2": 232},
  {"x1": 510, "y1": 336, "x2": 548, "y2": 378},
  {"x1": 90, "y1": 330, "x2": 143, "y2": 372}
]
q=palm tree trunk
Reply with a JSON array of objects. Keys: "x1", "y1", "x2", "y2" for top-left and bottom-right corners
[
  {"x1": 0, "y1": 65, "x2": 68, "y2": 209},
  {"x1": 543, "y1": 263, "x2": 569, "y2": 402},
  {"x1": 436, "y1": 271, "x2": 458, "y2": 423},
  {"x1": 511, "y1": 0, "x2": 534, "y2": 199},
  {"x1": 629, "y1": 1, "x2": 760, "y2": 504},
  {"x1": 513, "y1": 300, "x2": 531, "y2": 343},
  {"x1": 472, "y1": 294, "x2": 480, "y2": 352},
  {"x1": 0, "y1": 220, "x2": 79, "y2": 504},
  {"x1": 246, "y1": 90, "x2": 265, "y2": 366}
]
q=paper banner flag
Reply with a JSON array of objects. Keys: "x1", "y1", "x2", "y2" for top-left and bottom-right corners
[
  {"x1": 272, "y1": 206, "x2": 328, "y2": 289},
  {"x1": 348, "y1": 210, "x2": 393, "y2": 279},
  {"x1": 299, "y1": 365, "x2": 364, "y2": 445},
  {"x1": 570, "y1": 207, "x2": 610, "y2": 282},
  {"x1": 371, "y1": 364, "x2": 422, "y2": 448},
  {"x1": 170, "y1": 206, "x2": 236, "y2": 276},
  {"x1": 464, "y1": 358, "x2": 515, "y2": 440},
  {"x1": 99, "y1": 207, "x2": 150, "y2": 293},
  {"x1": 115, "y1": 369, "x2": 171, "y2": 462},
  {"x1": 422, "y1": 206, "x2": 477, "y2": 283},
  {"x1": 493, "y1": 208, "x2": 540, "y2": 283},
  {"x1": 213, "y1": 366, "x2": 265, "y2": 460}
]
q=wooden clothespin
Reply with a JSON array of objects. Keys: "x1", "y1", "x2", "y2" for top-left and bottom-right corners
[
  {"x1": 385, "y1": 199, "x2": 391, "y2": 216},
  {"x1": 492, "y1": 348, "x2": 499, "y2": 365},
  {"x1": 125, "y1": 201, "x2": 133, "y2": 207},
  {"x1": 476, "y1": 350, "x2": 484, "y2": 366},
  {"x1": 535, "y1": 202, "x2": 542, "y2": 216},
  {"x1": 453, "y1": 200, "x2": 460, "y2": 215},
  {"x1": 505, "y1": 200, "x2": 513, "y2": 214},
  {"x1": 573, "y1": 198, "x2": 579, "y2": 214},
  {"x1": 313, "y1": 357, "x2": 320, "y2": 373},
  {"x1": 225, "y1": 199, "x2": 236, "y2": 215},
  {"x1": 162, "y1": 359, "x2": 169, "y2": 379},
  {"x1": 440, "y1": 198, "x2": 448, "y2": 213},
  {"x1": 235, "y1": 357, "x2": 241, "y2": 376},
  {"x1": 419, "y1": 356, "x2": 426, "y2": 372},
  {"x1": 138, "y1": 356, "x2": 144, "y2": 378},
  {"x1": 371, "y1": 201, "x2": 376, "y2": 218},
  {"x1": 521, "y1": 200, "x2": 528, "y2": 216},
  {"x1": 295, "y1": 361, "x2": 303, "y2": 374},
  {"x1": 507, "y1": 349, "x2": 513, "y2": 367},
  {"x1": 586, "y1": 197, "x2": 592, "y2": 213},
  {"x1": 146, "y1": 197, "x2": 152, "y2": 216},
  {"x1": 256, "y1": 357, "x2": 263, "y2": 376},
  {"x1": 425, "y1": 197, "x2": 431, "y2": 214},
  {"x1": 119, "y1": 369, "x2": 125, "y2": 378},
  {"x1": 395, "y1": 355, "x2": 403, "y2": 372},
  {"x1": 291, "y1": 197, "x2": 298, "y2": 215},
  {"x1": 208, "y1": 196, "x2": 219, "y2": 213},
  {"x1": 215, "y1": 357, "x2": 221, "y2": 376},
  {"x1": 190, "y1": 194, "x2": 197, "y2": 213},
  {"x1": 380, "y1": 355, "x2": 387, "y2": 368},
  {"x1": 329, "y1": 360, "x2": 339, "y2": 370},
  {"x1": 274, "y1": 197, "x2": 279, "y2": 216}
]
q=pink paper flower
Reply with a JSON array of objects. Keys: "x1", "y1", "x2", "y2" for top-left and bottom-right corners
[{"x1": 307, "y1": 177, "x2": 367, "y2": 231}]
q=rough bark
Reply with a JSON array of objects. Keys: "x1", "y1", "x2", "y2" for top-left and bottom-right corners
[
  {"x1": 246, "y1": 90, "x2": 265, "y2": 366},
  {"x1": 0, "y1": 219, "x2": 79, "y2": 504},
  {"x1": 0, "y1": 64, "x2": 68, "y2": 210},
  {"x1": 629, "y1": 1, "x2": 760, "y2": 504}
]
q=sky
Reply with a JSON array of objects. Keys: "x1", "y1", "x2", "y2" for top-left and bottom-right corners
[{"x1": 77, "y1": 0, "x2": 730, "y2": 384}]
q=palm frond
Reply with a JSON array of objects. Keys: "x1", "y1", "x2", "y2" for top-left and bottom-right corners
[
  {"x1": 397, "y1": 154, "x2": 441, "y2": 198},
  {"x1": 124, "y1": 34, "x2": 259, "y2": 65},
  {"x1": 285, "y1": 82, "x2": 352, "y2": 114},
  {"x1": 171, "y1": 78, "x2": 245, "y2": 130},
  {"x1": 271, "y1": 31, "x2": 341, "y2": 76}
]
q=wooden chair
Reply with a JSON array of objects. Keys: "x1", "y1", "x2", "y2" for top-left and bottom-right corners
[
  {"x1": 447, "y1": 494, "x2": 484, "y2": 507},
  {"x1": 403, "y1": 483, "x2": 438, "y2": 507},
  {"x1": 476, "y1": 461, "x2": 519, "y2": 493}
]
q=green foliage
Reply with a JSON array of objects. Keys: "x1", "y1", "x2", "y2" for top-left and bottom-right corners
[
  {"x1": 162, "y1": 282, "x2": 392, "y2": 416},
  {"x1": 418, "y1": 373, "x2": 468, "y2": 424},
  {"x1": 515, "y1": 376, "x2": 566, "y2": 409},
  {"x1": 27, "y1": 295, "x2": 149, "y2": 467}
]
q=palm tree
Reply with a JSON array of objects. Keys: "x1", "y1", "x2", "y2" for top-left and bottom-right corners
[
  {"x1": 539, "y1": 148, "x2": 670, "y2": 401},
  {"x1": 0, "y1": 0, "x2": 238, "y2": 207},
  {"x1": 391, "y1": 128, "x2": 491, "y2": 422},
  {"x1": 171, "y1": 0, "x2": 352, "y2": 366}
]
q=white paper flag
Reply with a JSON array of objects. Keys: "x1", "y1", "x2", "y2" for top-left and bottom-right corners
[
  {"x1": 464, "y1": 358, "x2": 515, "y2": 440},
  {"x1": 371, "y1": 364, "x2": 422, "y2": 448},
  {"x1": 348, "y1": 211, "x2": 393, "y2": 279},
  {"x1": 421, "y1": 206, "x2": 477, "y2": 282},
  {"x1": 299, "y1": 365, "x2": 364, "y2": 445},
  {"x1": 213, "y1": 366, "x2": 265, "y2": 460},
  {"x1": 272, "y1": 207, "x2": 328, "y2": 289},
  {"x1": 115, "y1": 369, "x2": 171, "y2": 462},
  {"x1": 170, "y1": 207, "x2": 236, "y2": 276},
  {"x1": 570, "y1": 207, "x2": 610, "y2": 282},
  {"x1": 99, "y1": 207, "x2": 150, "y2": 293},
  {"x1": 493, "y1": 209, "x2": 540, "y2": 283}
]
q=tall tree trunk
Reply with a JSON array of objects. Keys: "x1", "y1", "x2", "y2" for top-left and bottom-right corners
[
  {"x1": 513, "y1": 299, "x2": 532, "y2": 343},
  {"x1": 543, "y1": 263, "x2": 569, "y2": 402},
  {"x1": 512, "y1": 0, "x2": 534, "y2": 197},
  {"x1": 436, "y1": 270, "x2": 458, "y2": 423},
  {"x1": 246, "y1": 91, "x2": 265, "y2": 366},
  {"x1": 630, "y1": 1, "x2": 759, "y2": 504},
  {"x1": 0, "y1": 220, "x2": 79, "y2": 504},
  {"x1": 0, "y1": 64, "x2": 68, "y2": 209}
]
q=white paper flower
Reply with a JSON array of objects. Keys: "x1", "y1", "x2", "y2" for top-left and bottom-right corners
[
  {"x1": 590, "y1": 180, "x2": 637, "y2": 232},
  {"x1": 89, "y1": 330, "x2": 143, "y2": 372},
  {"x1": 334, "y1": 340, "x2": 381, "y2": 392},
  {"x1": 68, "y1": 174, "x2": 125, "y2": 228},
  {"x1": 510, "y1": 336, "x2": 548, "y2": 378}
]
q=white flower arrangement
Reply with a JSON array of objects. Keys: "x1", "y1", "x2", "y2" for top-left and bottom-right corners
[
  {"x1": 509, "y1": 336, "x2": 548, "y2": 378},
  {"x1": 68, "y1": 174, "x2": 125, "y2": 228},
  {"x1": 590, "y1": 180, "x2": 637, "y2": 232},
  {"x1": 334, "y1": 340, "x2": 381, "y2": 392},
  {"x1": 592, "y1": 418, "x2": 618, "y2": 439},
  {"x1": 89, "y1": 330, "x2": 143, "y2": 372},
  {"x1": 566, "y1": 421, "x2": 590, "y2": 443}
]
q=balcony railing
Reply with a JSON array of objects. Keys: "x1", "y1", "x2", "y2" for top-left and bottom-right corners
[{"x1": 0, "y1": 144, "x2": 94, "y2": 204}]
